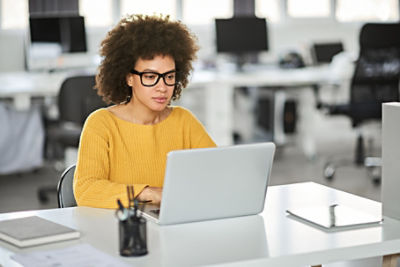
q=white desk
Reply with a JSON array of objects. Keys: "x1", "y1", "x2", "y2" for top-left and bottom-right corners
[
  {"x1": 0, "y1": 69, "x2": 95, "y2": 110},
  {"x1": 0, "y1": 70, "x2": 95, "y2": 173},
  {"x1": 189, "y1": 66, "x2": 345, "y2": 156},
  {"x1": 0, "y1": 66, "x2": 336, "y2": 103},
  {"x1": 1, "y1": 182, "x2": 399, "y2": 267},
  {"x1": 0, "y1": 66, "x2": 345, "y2": 156}
]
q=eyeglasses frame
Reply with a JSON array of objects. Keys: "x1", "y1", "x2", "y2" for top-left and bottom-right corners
[{"x1": 130, "y1": 69, "x2": 178, "y2": 87}]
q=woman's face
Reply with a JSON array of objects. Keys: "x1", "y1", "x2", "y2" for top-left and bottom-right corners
[{"x1": 127, "y1": 54, "x2": 175, "y2": 113}]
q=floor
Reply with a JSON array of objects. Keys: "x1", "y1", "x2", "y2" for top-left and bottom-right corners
[{"x1": 0, "y1": 108, "x2": 388, "y2": 266}]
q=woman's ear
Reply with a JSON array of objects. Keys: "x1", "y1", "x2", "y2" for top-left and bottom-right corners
[{"x1": 126, "y1": 74, "x2": 134, "y2": 87}]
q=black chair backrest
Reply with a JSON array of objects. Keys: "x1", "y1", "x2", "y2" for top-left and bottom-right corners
[
  {"x1": 359, "y1": 23, "x2": 400, "y2": 48},
  {"x1": 350, "y1": 23, "x2": 400, "y2": 126},
  {"x1": 57, "y1": 164, "x2": 77, "y2": 208},
  {"x1": 58, "y1": 75, "x2": 106, "y2": 125}
]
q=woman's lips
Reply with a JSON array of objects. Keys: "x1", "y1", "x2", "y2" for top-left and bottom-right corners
[{"x1": 153, "y1": 97, "x2": 167, "y2": 103}]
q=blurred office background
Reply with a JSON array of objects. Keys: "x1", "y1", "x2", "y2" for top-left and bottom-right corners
[{"x1": 0, "y1": 0, "x2": 397, "y2": 214}]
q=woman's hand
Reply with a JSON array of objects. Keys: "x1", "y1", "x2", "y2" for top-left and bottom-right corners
[{"x1": 137, "y1": 186, "x2": 162, "y2": 204}]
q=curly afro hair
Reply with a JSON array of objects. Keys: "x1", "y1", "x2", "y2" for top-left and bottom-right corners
[{"x1": 96, "y1": 14, "x2": 199, "y2": 104}]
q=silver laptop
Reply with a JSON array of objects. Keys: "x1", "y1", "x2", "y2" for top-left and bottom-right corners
[{"x1": 141, "y1": 142, "x2": 276, "y2": 225}]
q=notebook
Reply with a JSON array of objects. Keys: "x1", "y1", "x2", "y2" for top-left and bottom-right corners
[
  {"x1": 0, "y1": 216, "x2": 80, "y2": 247},
  {"x1": 286, "y1": 204, "x2": 383, "y2": 230},
  {"x1": 141, "y1": 142, "x2": 276, "y2": 225}
]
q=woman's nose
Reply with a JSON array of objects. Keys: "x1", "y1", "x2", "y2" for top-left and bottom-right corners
[{"x1": 155, "y1": 79, "x2": 168, "y2": 91}]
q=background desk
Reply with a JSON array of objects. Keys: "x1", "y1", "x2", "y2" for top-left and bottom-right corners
[
  {"x1": 0, "y1": 70, "x2": 95, "y2": 173},
  {"x1": 185, "y1": 65, "x2": 344, "y2": 158},
  {"x1": 0, "y1": 70, "x2": 94, "y2": 111},
  {"x1": 0, "y1": 66, "x2": 345, "y2": 157},
  {"x1": 1, "y1": 182, "x2": 399, "y2": 267}
]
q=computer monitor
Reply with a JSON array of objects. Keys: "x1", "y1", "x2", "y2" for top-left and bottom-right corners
[
  {"x1": 311, "y1": 42, "x2": 344, "y2": 64},
  {"x1": 29, "y1": 15, "x2": 87, "y2": 53},
  {"x1": 29, "y1": 17, "x2": 61, "y2": 43},
  {"x1": 215, "y1": 17, "x2": 268, "y2": 69}
]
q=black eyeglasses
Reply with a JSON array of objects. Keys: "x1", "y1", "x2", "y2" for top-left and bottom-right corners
[{"x1": 130, "y1": 69, "x2": 177, "y2": 87}]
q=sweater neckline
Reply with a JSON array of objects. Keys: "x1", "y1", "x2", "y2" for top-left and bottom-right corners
[{"x1": 105, "y1": 106, "x2": 176, "y2": 127}]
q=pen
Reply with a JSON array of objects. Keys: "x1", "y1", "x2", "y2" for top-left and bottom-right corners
[
  {"x1": 125, "y1": 185, "x2": 153, "y2": 219},
  {"x1": 117, "y1": 199, "x2": 125, "y2": 210},
  {"x1": 115, "y1": 198, "x2": 129, "y2": 221},
  {"x1": 127, "y1": 185, "x2": 135, "y2": 209}
]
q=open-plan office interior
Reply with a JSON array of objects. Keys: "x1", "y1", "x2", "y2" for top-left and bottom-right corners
[{"x1": 1, "y1": 0, "x2": 400, "y2": 266}]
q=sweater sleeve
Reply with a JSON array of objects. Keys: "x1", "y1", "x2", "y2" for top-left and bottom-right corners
[{"x1": 73, "y1": 113, "x2": 148, "y2": 209}]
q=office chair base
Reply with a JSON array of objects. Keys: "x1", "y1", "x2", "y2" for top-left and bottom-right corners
[
  {"x1": 38, "y1": 191, "x2": 48, "y2": 203},
  {"x1": 323, "y1": 159, "x2": 354, "y2": 180},
  {"x1": 38, "y1": 185, "x2": 57, "y2": 204},
  {"x1": 365, "y1": 163, "x2": 381, "y2": 186},
  {"x1": 372, "y1": 177, "x2": 381, "y2": 185},
  {"x1": 323, "y1": 163, "x2": 336, "y2": 180},
  {"x1": 323, "y1": 158, "x2": 381, "y2": 185},
  {"x1": 365, "y1": 157, "x2": 381, "y2": 185}
]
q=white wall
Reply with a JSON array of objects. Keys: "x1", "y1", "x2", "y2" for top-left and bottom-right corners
[
  {"x1": 269, "y1": 20, "x2": 361, "y2": 62},
  {"x1": 191, "y1": 20, "x2": 362, "y2": 65},
  {"x1": 0, "y1": 20, "x2": 363, "y2": 72}
]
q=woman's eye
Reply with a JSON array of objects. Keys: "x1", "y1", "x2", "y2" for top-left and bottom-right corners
[{"x1": 144, "y1": 74, "x2": 156, "y2": 79}]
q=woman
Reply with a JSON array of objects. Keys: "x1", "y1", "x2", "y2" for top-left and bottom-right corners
[{"x1": 73, "y1": 14, "x2": 216, "y2": 209}]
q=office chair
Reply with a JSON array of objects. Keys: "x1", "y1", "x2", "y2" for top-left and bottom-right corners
[
  {"x1": 57, "y1": 164, "x2": 77, "y2": 208},
  {"x1": 39, "y1": 75, "x2": 107, "y2": 203},
  {"x1": 321, "y1": 23, "x2": 400, "y2": 184}
]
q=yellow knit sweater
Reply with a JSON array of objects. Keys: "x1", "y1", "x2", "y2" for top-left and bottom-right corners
[{"x1": 73, "y1": 106, "x2": 216, "y2": 209}]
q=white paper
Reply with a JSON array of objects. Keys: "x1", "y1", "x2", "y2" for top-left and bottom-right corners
[
  {"x1": 287, "y1": 204, "x2": 382, "y2": 229},
  {"x1": 12, "y1": 243, "x2": 131, "y2": 267}
]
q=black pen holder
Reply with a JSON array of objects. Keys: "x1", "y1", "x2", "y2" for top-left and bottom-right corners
[{"x1": 119, "y1": 215, "x2": 148, "y2": 257}]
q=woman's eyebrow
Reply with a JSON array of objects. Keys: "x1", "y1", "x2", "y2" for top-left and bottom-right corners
[{"x1": 141, "y1": 68, "x2": 175, "y2": 73}]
